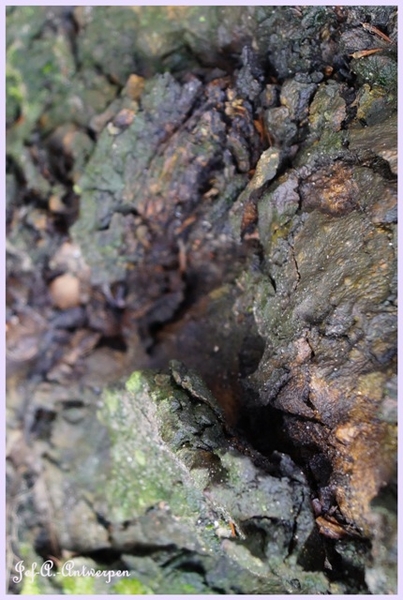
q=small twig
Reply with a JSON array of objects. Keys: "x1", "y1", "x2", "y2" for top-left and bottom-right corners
[
  {"x1": 350, "y1": 48, "x2": 383, "y2": 60},
  {"x1": 361, "y1": 22, "x2": 393, "y2": 44},
  {"x1": 178, "y1": 239, "x2": 187, "y2": 274}
]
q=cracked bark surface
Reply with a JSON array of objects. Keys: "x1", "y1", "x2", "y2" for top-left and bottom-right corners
[{"x1": 6, "y1": 5, "x2": 396, "y2": 595}]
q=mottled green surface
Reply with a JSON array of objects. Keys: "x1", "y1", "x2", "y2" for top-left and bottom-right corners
[
  {"x1": 23, "y1": 368, "x2": 329, "y2": 594},
  {"x1": 6, "y1": 5, "x2": 397, "y2": 594}
]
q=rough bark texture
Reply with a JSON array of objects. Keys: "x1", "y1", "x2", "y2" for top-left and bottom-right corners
[{"x1": 6, "y1": 6, "x2": 396, "y2": 594}]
